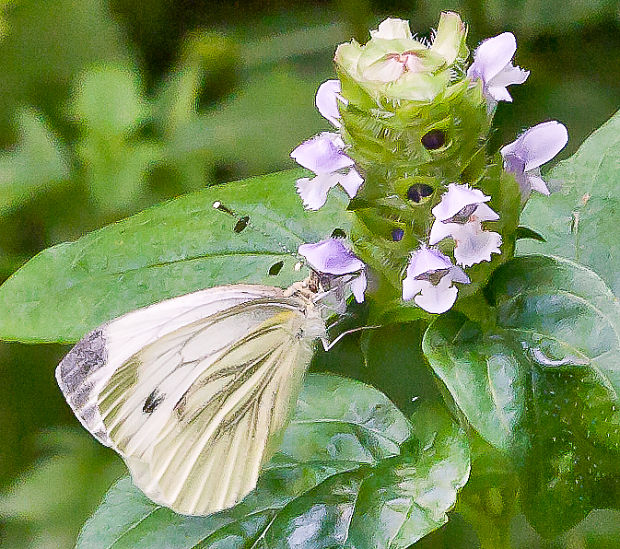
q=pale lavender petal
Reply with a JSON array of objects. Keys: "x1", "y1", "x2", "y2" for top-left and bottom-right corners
[
  {"x1": 528, "y1": 174, "x2": 550, "y2": 195},
  {"x1": 338, "y1": 168, "x2": 364, "y2": 198},
  {"x1": 469, "y1": 32, "x2": 517, "y2": 82},
  {"x1": 414, "y1": 276, "x2": 459, "y2": 314},
  {"x1": 474, "y1": 203, "x2": 500, "y2": 222},
  {"x1": 452, "y1": 223, "x2": 502, "y2": 267},
  {"x1": 351, "y1": 271, "x2": 367, "y2": 303},
  {"x1": 486, "y1": 85, "x2": 514, "y2": 102},
  {"x1": 402, "y1": 277, "x2": 427, "y2": 302},
  {"x1": 431, "y1": 183, "x2": 491, "y2": 221},
  {"x1": 296, "y1": 174, "x2": 340, "y2": 210},
  {"x1": 514, "y1": 121, "x2": 569, "y2": 171},
  {"x1": 316, "y1": 80, "x2": 345, "y2": 127},
  {"x1": 406, "y1": 246, "x2": 453, "y2": 279},
  {"x1": 290, "y1": 132, "x2": 354, "y2": 174},
  {"x1": 298, "y1": 238, "x2": 364, "y2": 276},
  {"x1": 448, "y1": 265, "x2": 470, "y2": 284},
  {"x1": 489, "y1": 64, "x2": 530, "y2": 88},
  {"x1": 428, "y1": 219, "x2": 455, "y2": 245}
]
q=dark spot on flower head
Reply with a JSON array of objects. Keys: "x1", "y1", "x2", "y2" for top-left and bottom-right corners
[
  {"x1": 268, "y1": 261, "x2": 284, "y2": 276},
  {"x1": 234, "y1": 216, "x2": 250, "y2": 233},
  {"x1": 421, "y1": 129, "x2": 446, "y2": 150},
  {"x1": 407, "y1": 184, "x2": 434, "y2": 203},
  {"x1": 392, "y1": 228, "x2": 404, "y2": 241},
  {"x1": 331, "y1": 228, "x2": 347, "y2": 238}
]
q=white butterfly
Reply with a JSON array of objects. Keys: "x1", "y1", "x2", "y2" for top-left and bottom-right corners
[{"x1": 56, "y1": 279, "x2": 331, "y2": 516}]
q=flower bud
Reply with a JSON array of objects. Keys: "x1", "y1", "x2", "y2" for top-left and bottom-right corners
[{"x1": 335, "y1": 12, "x2": 467, "y2": 104}]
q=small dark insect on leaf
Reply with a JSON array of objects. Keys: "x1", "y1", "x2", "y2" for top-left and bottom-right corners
[
  {"x1": 268, "y1": 261, "x2": 284, "y2": 276},
  {"x1": 421, "y1": 129, "x2": 446, "y2": 150},
  {"x1": 234, "y1": 216, "x2": 250, "y2": 233},
  {"x1": 407, "y1": 184, "x2": 434, "y2": 203},
  {"x1": 143, "y1": 390, "x2": 165, "y2": 414},
  {"x1": 331, "y1": 228, "x2": 347, "y2": 238},
  {"x1": 212, "y1": 201, "x2": 235, "y2": 216}
]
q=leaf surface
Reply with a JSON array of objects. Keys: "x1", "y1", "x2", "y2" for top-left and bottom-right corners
[
  {"x1": 424, "y1": 255, "x2": 620, "y2": 535},
  {"x1": 77, "y1": 374, "x2": 470, "y2": 549},
  {"x1": 0, "y1": 169, "x2": 350, "y2": 342},
  {"x1": 518, "y1": 109, "x2": 620, "y2": 295}
]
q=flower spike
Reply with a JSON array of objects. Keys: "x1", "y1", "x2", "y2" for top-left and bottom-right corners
[
  {"x1": 429, "y1": 183, "x2": 502, "y2": 267},
  {"x1": 402, "y1": 246, "x2": 469, "y2": 314},
  {"x1": 501, "y1": 120, "x2": 568, "y2": 199},
  {"x1": 467, "y1": 32, "x2": 529, "y2": 103},
  {"x1": 298, "y1": 238, "x2": 367, "y2": 302}
]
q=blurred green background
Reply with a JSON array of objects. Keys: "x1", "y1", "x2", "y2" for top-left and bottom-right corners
[{"x1": 0, "y1": 1, "x2": 618, "y2": 547}]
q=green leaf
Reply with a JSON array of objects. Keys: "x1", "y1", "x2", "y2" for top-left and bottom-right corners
[
  {"x1": 77, "y1": 374, "x2": 470, "y2": 549},
  {"x1": 518, "y1": 109, "x2": 620, "y2": 295},
  {"x1": 423, "y1": 313, "x2": 527, "y2": 452},
  {"x1": 0, "y1": 108, "x2": 70, "y2": 214},
  {"x1": 0, "y1": 169, "x2": 351, "y2": 343},
  {"x1": 514, "y1": 226, "x2": 545, "y2": 242},
  {"x1": 424, "y1": 255, "x2": 620, "y2": 536}
]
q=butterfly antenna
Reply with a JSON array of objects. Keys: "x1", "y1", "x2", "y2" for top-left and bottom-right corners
[{"x1": 322, "y1": 325, "x2": 381, "y2": 352}]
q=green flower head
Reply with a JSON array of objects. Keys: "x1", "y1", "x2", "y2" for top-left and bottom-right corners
[{"x1": 335, "y1": 12, "x2": 467, "y2": 104}]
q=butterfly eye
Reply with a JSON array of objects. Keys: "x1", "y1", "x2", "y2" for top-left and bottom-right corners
[
  {"x1": 331, "y1": 228, "x2": 347, "y2": 238},
  {"x1": 407, "y1": 183, "x2": 434, "y2": 203},
  {"x1": 421, "y1": 129, "x2": 446, "y2": 150},
  {"x1": 234, "y1": 216, "x2": 250, "y2": 233},
  {"x1": 268, "y1": 261, "x2": 284, "y2": 276}
]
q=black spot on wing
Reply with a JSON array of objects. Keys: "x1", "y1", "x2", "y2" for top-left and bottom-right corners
[
  {"x1": 143, "y1": 390, "x2": 165, "y2": 414},
  {"x1": 59, "y1": 329, "x2": 107, "y2": 392}
]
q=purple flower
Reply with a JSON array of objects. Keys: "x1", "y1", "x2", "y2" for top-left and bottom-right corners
[
  {"x1": 291, "y1": 132, "x2": 364, "y2": 210},
  {"x1": 429, "y1": 183, "x2": 502, "y2": 267},
  {"x1": 315, "y1": 80, "x2": 346, "y2": 128},
  {"x1": 467, "y1": 32, "x2": 529, "y2": 103},
  {"x1": 402, "y1": 246, "x2": 469, "y2": 314},
  {"x1": 298, "y1": 238, "x2": 367, "y2": 302},
  {"x1": 501, "y1": 120, "x2": 569, "y2": 198}
]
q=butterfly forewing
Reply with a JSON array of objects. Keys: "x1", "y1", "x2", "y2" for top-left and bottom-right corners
[{"x1": 56, "y1": 284, "x2": 325, "y2": 515}]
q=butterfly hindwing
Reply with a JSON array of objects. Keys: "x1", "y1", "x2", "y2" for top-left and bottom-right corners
[{"x1": 56, "y1": 285, "x2": 325, "y2": 515}]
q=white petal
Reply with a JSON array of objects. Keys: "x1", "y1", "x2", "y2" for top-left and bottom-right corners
[
  {"x1": 453, "y1": 224, "x2": 502, "y2": 267},
  {"x1": 362, "y1": 57, "x2": 405, "y2": 82},
  {"x1": 487, "y1": 85, "x2": 513, "y2": 102},
  {"x1": 431, "y1": 183, "x2": 491, "y2": 221},
  {"x1": 316, "y1": 80, "x2": 344, "y2": 128},
  {"x1": 406, "y1": 246, "x2": 453, "y2": 279},
  {"x1": 370, "y1": 18, "x2": 413, "y2": 40},
  {"x1": 471, "y1": 32, "x2": 517, "y2": 82},
  {"x1": 429, "y1": 219, "x2": 456, "y2": 245},
  {"x1": 290, "y1": 132, "x2": 353, "y2": 174},
  {"x1": 518, "y1": 121, "x2": 569, "y2": 171},
  {"x1": 338, "y1": 168, "x2": 364, "y2": 198},
  {"x1": 415, "y1": 276, "x2": 459, "y2": 314},
  {"x1": 296, "y1": 174, "x2": 339, "y2": 210},
  {"x1": 527, "y1": 173, "x2": 550, "y2": 195},
  {"x1": 298, "y1": 238, "x2": 364, "y2": 276},
  {"x1": 351, "y1": 271, "x2": 367, "y2": 303},
  {"x1": 474, "y1": 203, "x2": 500, "y2": 222},
  {"x1": 402, "y1": 277, "x2": 427, "y2": 302},
  {"x1": 488, "y1": 64, "x2": 529, "y2": 88}
]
